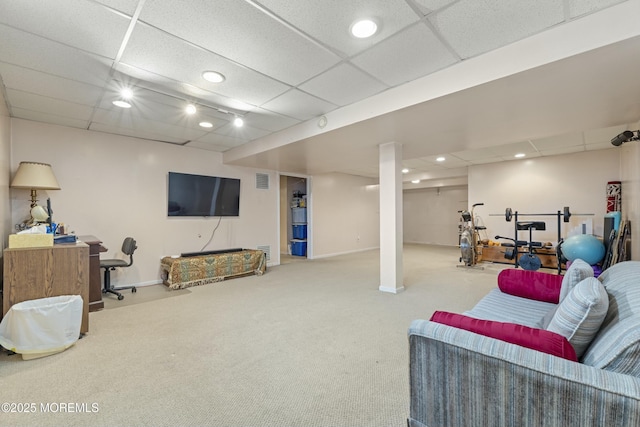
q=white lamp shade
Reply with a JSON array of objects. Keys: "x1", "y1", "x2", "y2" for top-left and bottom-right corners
[{"x1": 10, "y1": 162, "x2": 61, "y2": 190}]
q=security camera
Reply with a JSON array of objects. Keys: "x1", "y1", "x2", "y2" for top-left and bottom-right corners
[{"x1": 611, "y1": 130, "x2": 639, "y2": 146}]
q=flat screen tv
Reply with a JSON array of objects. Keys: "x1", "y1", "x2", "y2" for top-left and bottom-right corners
[{"x1": 167, "y1": 172, "x2": 240, "y2": 217}]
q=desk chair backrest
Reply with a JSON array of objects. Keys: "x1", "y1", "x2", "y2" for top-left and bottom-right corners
[{"x1": 121, "y1": 237, "x2": 137, "y2": 267}]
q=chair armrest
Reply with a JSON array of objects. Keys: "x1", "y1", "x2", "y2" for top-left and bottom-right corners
[
  {"x1": 498, "y1": 268, "x2": 563, "y2": 303},
  {"x1": 408, "y1": 319, "x2": 640, "y2": 427}
]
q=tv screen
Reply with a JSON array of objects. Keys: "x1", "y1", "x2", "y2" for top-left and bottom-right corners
[{"x1": 167, "y1": 172, "x2": 240, "y2": 217}]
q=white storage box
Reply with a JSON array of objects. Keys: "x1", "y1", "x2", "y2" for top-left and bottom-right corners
[{"x1": 0, "y1": 295, "x2": 83, "y2": 360}]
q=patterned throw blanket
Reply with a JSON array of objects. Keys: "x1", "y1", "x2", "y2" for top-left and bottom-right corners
[{"x1": 160, "y1": 249, "x2": 266, "y2": 290}]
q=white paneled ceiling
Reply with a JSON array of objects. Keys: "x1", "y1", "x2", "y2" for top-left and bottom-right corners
[{"x1": 1, "y1": 0, "x2": 639, "y2": 184}]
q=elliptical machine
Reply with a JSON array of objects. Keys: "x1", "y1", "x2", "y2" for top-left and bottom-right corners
[{"x1": 458, "y1": 203, "x2": 485, "y2": 269}]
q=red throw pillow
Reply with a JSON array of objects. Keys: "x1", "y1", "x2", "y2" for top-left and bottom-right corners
[
  {"x1": 498, "y1": 269, "x2": 563, "y2": 303},
  {"x1": 430, "y1": 311, "x2": 577, "y2": 361}
]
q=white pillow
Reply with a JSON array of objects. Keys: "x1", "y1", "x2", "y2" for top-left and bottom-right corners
[
  {"x1": 559, "y1": 258, "x2": 593, "y2": 302},
  {"x1": 547, "y1": 277, "x2": 609, "y2": 358}
]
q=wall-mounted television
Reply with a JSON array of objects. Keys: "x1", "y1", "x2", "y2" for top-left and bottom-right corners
[{"x1": 167, "y1": 172, "x2": 240, "y2": 217}]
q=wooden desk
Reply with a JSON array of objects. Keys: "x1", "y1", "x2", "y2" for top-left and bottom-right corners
[
  {"x1": 2, "y1": 243, "x2": 90, "y2": 333},
  {"x1": 78, "y1": 235, "x2": 107, "y2": 312}
]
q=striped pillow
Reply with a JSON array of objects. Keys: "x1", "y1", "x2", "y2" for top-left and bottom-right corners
[
  {"x1": 559, "y1": 258, "x2": 594, "y2": 302},
  {"x1": 547, "y1": 277, "x2": 608, "y2": 358}
]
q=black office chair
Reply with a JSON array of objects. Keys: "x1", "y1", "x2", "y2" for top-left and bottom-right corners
[{"x1": 101, "y1": 237, "x2": 138, "y2": 300}]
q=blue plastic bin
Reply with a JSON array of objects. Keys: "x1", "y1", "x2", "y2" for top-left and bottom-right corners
[
  {"x1": 291, "y1": 239, "x2": 307, "y2": 256},
  {"x1": 292, "y1": 224, "x2": 307, "y2": 239}
]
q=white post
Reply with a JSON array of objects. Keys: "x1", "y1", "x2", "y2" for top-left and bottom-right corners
[{"x1": 379, "y1": 142, "x2": 404, "y2": 293}]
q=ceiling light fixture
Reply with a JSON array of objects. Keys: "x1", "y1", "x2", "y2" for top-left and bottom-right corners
[
  {"x1": 611, "y1": 130, "x2": 640, "y2": 146},
  {"x1": 199, "y1": 121, "x2": 213, "y2": 128},
  {"x1": 202, "y1": 71, "x2": 226, "y2": 83},
  {"x1": 350, "y1": 19, "x2": 378, "y2": 38},
  {"x1": 112, "y1": 99, "x2": 132, "y2": 108},
  {"x1": 514, "y1": 153, "x2": 526, "y2": 158},
  {"x1": 186, "y1": 104, "x2": 197, "y2": 115},
  {"x1": 120, "y1": 88, "x2": 133, "y2": 99},
  {"x1": 436, "y1": 156, "x2": 445, "y2": 162},
  {"x1": 411, "y1": 179, "x2": 420, "y2": 184},
  {"x1": 402, "y1": 168, "x2": 409, "y2": 174},
  {"x1": 233, "y1": 117, "x2": 244, "y2": 127}
]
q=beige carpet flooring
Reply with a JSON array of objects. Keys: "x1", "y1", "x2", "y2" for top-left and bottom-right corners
[{"x1": 0, "y1": 244, "x2": 511, "y2": 427}]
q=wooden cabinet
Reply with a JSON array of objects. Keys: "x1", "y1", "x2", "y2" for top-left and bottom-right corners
[
  {"x1": 77, "y1": 235, "x2": 106, "y2": 312},
  {"x1": 2, "y1": 243, "x2": 90, "y2": 333}
]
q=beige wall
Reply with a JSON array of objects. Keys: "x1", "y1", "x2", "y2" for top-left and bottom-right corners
[
  {"x1": 403, "y1": 186, "x2": 468, "y2": 246},
  {"x1": 9, "y1": 119, "x2": 279, "y2": 287},
  {"x1": 620, "y1": 121, "x2": 640, "y2": 261},
  {"x1": 311, "y1": 172, "x2": 379, "y2": 258},
  {"x1": 0, "y1": 90, "x2": 10, "y2": 252},
  {"x1": 469, "y1": 149, "x2": 620, "y2": 245}
]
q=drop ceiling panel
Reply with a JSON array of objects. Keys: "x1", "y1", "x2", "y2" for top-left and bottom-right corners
[
  {"x1": 537, "y1": 146, "x2": 586, "y2": 157},
  {"x1": 261, "y1": 90, "x2": 337, "y2": 121},
  {"x1": 11, "y1": 108, "x2": 90, "y2": 130},
  {"x1": 299, "y1": 63, "x2": 388, "y2": 106},
  {"x1": 429, "y1": 0, "x2": 564, "y2": 59},
  {"x1": 0, "y1": 63, "x2": 104, "y2": 106},
  {"x1": 95, "y1": 0, "x2": 140, "y2": 15},
  {"x1": 411, "y1": 0, "x2": 458, "y2": 14},
  {"x1": 91, "y1": 108, "x2": 214, "y2": 140},
  {"x1": 568, "y1": 0, "x2": 627, "y2": 18},
  {"x1": 243, "y1": 108, "x2": 301, "y2": 132},
  {"x1": 89, "y1": 122, "x2": 188, "y2": 144},
  {"x1": 121, "y1": 23, "x2": 291, "y2": 106},
  {"x1": 0, "y1": 25, "x2": 112, "y2": 87},
  {"x1": 7, "y1": 89, "x2": 95, "y2": 121},
  {"x1": 0, "y1": 0, "x2": 130, "y2": 59},
  {"x1": 138, "y1": 0, "x2": 342, "y2": 85},
  {"x1": 213, "y1": 123, "x2": 270, "y2": 141},
  {"x1": 530, "y1": 132, "x2": 584, "y2": 151},
  {"x1": 583, "y1": 125, "x2": 629, "y2": 145},
  {"x1": 255, "y1": 0, "x2": 421, "y2": 56},
  {"x1": 351, "y1": 23, "x2": 458, "y2": 86}
]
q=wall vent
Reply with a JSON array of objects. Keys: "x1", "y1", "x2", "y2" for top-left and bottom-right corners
[
  {"x1": 257, "y1": 245, "x2": 271, "y2": 261},
  {"x1": 256, "y1": 173, "x2": 269, "y2": 190}
]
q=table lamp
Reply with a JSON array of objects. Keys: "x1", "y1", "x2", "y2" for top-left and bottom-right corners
[{"x1": 10, "y1": 161, "x2": 61, "y2": 225}]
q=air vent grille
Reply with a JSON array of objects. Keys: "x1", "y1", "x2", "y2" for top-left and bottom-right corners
[
  {"x1": 256, "y1": 173, "x2": 269, "y2": 190},
  {"x1": 257, "y1": 245, "x2": 271, "y2": 261}
]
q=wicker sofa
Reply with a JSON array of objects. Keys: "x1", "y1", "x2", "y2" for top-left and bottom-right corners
[{"x1": 408, "y1": 260, "x2": 640, "y2": 427}]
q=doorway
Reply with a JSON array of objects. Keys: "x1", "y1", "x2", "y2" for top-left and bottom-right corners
[{"x1": 279, "y1": 175, "x2": 308, "y2": 263}]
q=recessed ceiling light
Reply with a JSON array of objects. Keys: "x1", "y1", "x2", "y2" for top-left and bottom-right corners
[
  {"x1": 436, "y1": 156, "x2": 445, "y2": 162},
  {"x1": 233, "y1": 117, "x2": 244, "y2": 127},
  {"x1": 514, "y1": 153, "x2": 526, "y2": 158},
  {"x1": 120, "y1": 88, "x2": 133, "y2": 99},
  {"x1": 202, "y1": 71, "x2": 225, "y2": 83},
  {"x1": 199, "y1": 121, "x2": 213, "y2": 128},
  {"x1": 186, "y1": 104, "x2": 197, "y2": 115},
  {"x1": 411, "y1": 179, "x2": 420, "y2": 184},
  {"x1": 350, "y1": 19, "x2": 378, "y2": 38},
  {"x1": 402, "y1": 168, "x2": 409, "y2": 174},
  {"x1": 112, "y1": 100, "x2": 131, "y2": 108}
]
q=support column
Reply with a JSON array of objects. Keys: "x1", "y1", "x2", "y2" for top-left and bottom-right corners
[{"x1": 379, "y1": 142, "x2": 404, "y2": 294}]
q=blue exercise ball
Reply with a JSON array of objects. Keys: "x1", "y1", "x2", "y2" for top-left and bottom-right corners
[{"x1": 561, "y1": 234, "x2": 605, "y2": 265}]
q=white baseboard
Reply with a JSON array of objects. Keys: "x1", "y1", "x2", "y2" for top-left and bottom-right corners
[
  {"x1": 311, "y1": 246, "x2": 379, "y2": 259},
  {"x1": 379, "y1": 285, "x2": 405, "y2": 294}
]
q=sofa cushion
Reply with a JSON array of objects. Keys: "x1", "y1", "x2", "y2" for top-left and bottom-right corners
[
  {"x1": 498, "y1": 268, "x2": 563, "y2": 303},
  {"x1": 547, "y1": 277, "x2": 608, "y2": 358},
  {"x1": 581, "y1": 261, "x2": 640, "y2": 375},
  {"x1": 464, "y1": 288, "x2": 556, "y2": 328},
  {"x1": 559, "y1": 258, "x2": 593, "y2": 302},
  {"x1": 431, "y1": 311, "x2": 577, "y2": 361}
]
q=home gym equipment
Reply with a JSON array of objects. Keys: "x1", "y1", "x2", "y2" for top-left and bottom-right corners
[
  {"x1": 458, "y1": 203, "x2": 485, "y2": 269},
  {"x1": 490, "y1": 206, "x2": 594, "y2": 273},
  {"x1": 561, "y1": 234, "x2": 606, "y2": 266},
  {"x1": 495, "y1": 221, "x2": 547, "y2": 271}
]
